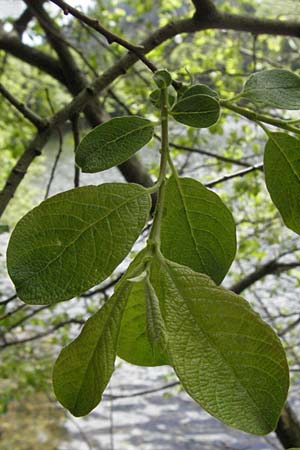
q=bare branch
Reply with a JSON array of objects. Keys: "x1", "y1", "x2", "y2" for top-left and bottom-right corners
[
  {"x1": 49, "y1": 0, "x2": 157, "y2": 73},
  {"x1": 206, "y1": 162, "x2": 264, "y2": 188},
  {"x1": 0, "y1": 82, "x2": 48, "y2": 129}
]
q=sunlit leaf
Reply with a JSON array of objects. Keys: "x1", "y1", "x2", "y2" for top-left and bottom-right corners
[
  {"x1": 53, "y1": 283, "x2": 132, "y2": 416},
  {"x1": 117, "y1": 249, "x2": 169, "y2": 366},
  {"x1": 150, "y1": 257, "x2": 289, "y2": 435},
  {"x1": 161, "y1": 176, "x2": 236, "y2": 283},
  {"x1": 7, "y1": 184, "x2": 151, "y2": 304}
]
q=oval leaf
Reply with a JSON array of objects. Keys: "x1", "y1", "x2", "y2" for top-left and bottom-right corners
[
  {"x1": 117, "y1": 249, "x2": 169, "y2": 366},
  {"x1": 76, "y1": 116, "x2": 154, "y2": 173},
  {"x1": 264, "y1": 132, "x2": 300, "y2": 235},
  {"x1": 53, "y1": 283, "x2": 131, "y2": 416},
  {"x1": 242, "y1": 69, "x2": 300, "y2": 109},
  {"x1": 182, "y1": 84, "x2": 219, "y2": 99},
  {"x1": 171, "y1": 94, "x2": 220, "y2": 128},
  {"x1": 7, "y1": 183, "x2": 151, "y2": 304},
  {"x1": 160, "y1": 176, "x2": 236, "y2": 284},
  {"x1": 150, "y1": 257, "x2": 289, "y2": 435}
]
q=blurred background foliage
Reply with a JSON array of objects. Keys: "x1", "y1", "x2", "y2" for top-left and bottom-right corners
[{"x1": 1, "y1": 0, "x2": 300, "y2": 448}]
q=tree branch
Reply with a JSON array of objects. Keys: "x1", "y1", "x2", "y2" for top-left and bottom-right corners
[
  {"x1": 0, "y1": 82, "x2": 48, "y2": 129},
  {"x1": 1, "y1": 9, "x2": 300, "y2": 217},
  {"x1": 49, "y1": 0, "x2": 157, "y2": 72},
  {"x1": 230, "y1": 260, "x2": 300, "y2": 295}
]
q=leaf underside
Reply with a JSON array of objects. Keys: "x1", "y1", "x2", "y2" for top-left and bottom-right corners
[
  {"x1": 150, "y1": 257, "x2": 289, "y2": 435},
  {"x1": 160, "y1": 176, "x2": 236, "y2": 284},
  {"x1": 7, "y1": 183, "x2": 151, "y2": 304},
  {"x1": 53, "y1": 283, "x2": 132, "y2": 416},
  {"x1": 264, "y1": 132, "x2": 300, "y2": 235}
]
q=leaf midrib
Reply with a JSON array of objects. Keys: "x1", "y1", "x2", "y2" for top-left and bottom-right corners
[
  {"x1": 16, "y1": 188, "x2": 148, "y2": 289},
  {"x1": 267, "y1": 133, "x2": 300, "y2": 184},
  {"x1": 80, "y1": 120, "x2": 153, "y2": 158},
  {"x1": 72, "y1": 285, "x2": 129, "y2": 414},
  {"x1": 161, "y1": 260, "x2": 273, "y2": 431}
]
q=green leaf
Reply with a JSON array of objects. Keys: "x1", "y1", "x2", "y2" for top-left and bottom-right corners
[
  {"x1": 149, "y1": 88, "x2": 176, "y2": 109},
  {"x1": 117, "y1": 249, "x2": 169, "y2": 366},
  {"x1": 153, "y1": 69, "x2": 172, "y2": 88},
  {"x1": 264, "y1": 132, "x2": 300, "y2": 235},
  {"x1": 53, "y1": 283, "x2": 131, "y2": 416},
  {"x1": 7, "y1": 183, "x2": 151, "y2": 305},
  {"x1": 150, "y1": 257, "x2": 289, "y2": 435},
  {"x1": 171, "y1": 94, "x2": 220, "y2": 128},
  {"x1": 182, "y1": 84, "x2": 219, "y2": 99},
  {"x1": 242, "y1": 69, "x2": 300, "y2": 109},
  {"x1": 160, "y1": 176, "x2": 236, "y2": 284},
  {"x1": 75, "y1": 116, "x2": 154, "y2": 173}
]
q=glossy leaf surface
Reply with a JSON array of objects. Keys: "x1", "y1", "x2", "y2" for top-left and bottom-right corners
[
  {"x1": 76, "y1": 116, "x2": 154, "y2": 172},
  {"x1": 7, "y1": 183, "x2": 151, "y2": 304},
  {"x1": 160, "y1": 176, "x2": 236, "y2": 284},
  {"x1": 150, "y1": 258, "x2": 289, "y2": 435}
]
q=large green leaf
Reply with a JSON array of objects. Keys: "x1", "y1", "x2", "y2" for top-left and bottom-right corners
[
  {"x1": 242, "y1": 69, "x2": 300, "y2": 109},
  {"x1": 150, "y1": 257, "x2": 289, "y2": 435},
  {"x1": 7, "y1": 183, "x2": 151, "y2": 305},
  {"x1": 264, "y1": 132, "x2": 300, "y2": 235},
  {"x1": 160, "y1": 176, "x2": 236, "y2": 284},
  {"x1": 75, "y1": 116, "x2": 154, "y2": 173},
  {"x1": 53, "y1": 283, "x2": 131, "y2": 416},
  {"x1": 117, "y1": 249, "x2": 169, "y2": 366},
  {"x1": 171, "y1": 94, "x2": 220, "y2": 128}
]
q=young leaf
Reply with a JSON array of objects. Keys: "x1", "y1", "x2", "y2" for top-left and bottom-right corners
[
  {"x1": 7, "y1": 183, "x2": 151, "y2": 305},
  {"x1": 242, "y1": 69, "x2": 300, "y2": 109},
  {"x1": 182, "y1": 84, "x2": 219, "y2": 99},
  {"x1": 117, "y1": 277, "x2": 169, "y2": 366},
  {"x1": 171, "y1": 94, "x2": 220, "y2": 128},
  {"x1": 117, "y1": 249, "x2": 169, "y2": 366},
  {"x1": 160, "y1": 176, "x2": 236, "y2": 284},
  {"x1": 150, "y1": 257, "x2": 289, "y2": 435},
  {"x1": 75, "y1": 116, "x2": 154, "y2": 173},
  {"x1": 53, "y1": 283, "x2": 132, "y2": 416},
  {"x1": 264, "y1": 132, "x2": 300, "y2": 235}
]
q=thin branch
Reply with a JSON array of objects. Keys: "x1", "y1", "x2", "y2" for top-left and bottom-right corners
[
  {"x1": 0, "y1": 294, "x2": 18, "y2": 306},
  {"x1": 0, "y1": 303, "x2": 26, "y2": 321},
  {"x1": 44, "y1": 127, "x2": 63, "y2": 199},
  {"x1": 0, "y1": 82, "x2": 48, "y2": 130},
  {"x1": 71, "y1": 114, "x2": 80, "y2": 188},
  {"x1": 103, "y1": 381, "x2": 180, "y2": 400},
  {"x1": 231, "y1": 260, "x2": 300, "y2": 294},
  {"x1": 0, "y1": 318, "x2": 83, "y2": 350},
  {"x1": 169, "y1": 141, "x2": 253, "y2": 168},
  {"x1": 49, "y1": 0, "x2": 157, "y2": 73},
  {"x1": 2, "y1": 10, "x2": 300, "y2": 217},
  {"x1": 206, "y1": 162, "x2": 263, "y2": 188}
]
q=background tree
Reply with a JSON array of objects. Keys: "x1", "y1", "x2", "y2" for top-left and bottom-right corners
[{"x1": 1, "y1": 0, "x2": 300, "y2": 448}]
